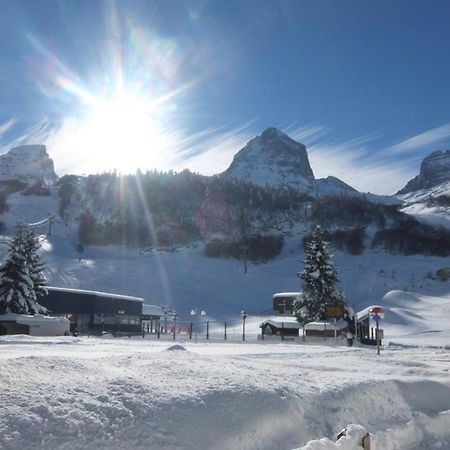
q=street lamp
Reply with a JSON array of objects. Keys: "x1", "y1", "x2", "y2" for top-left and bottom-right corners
[
  {"x1": 172, "y1": 311, "x2": 179, "y2": 341},
  {"x1": 190, "y1": 309, "x2": 206, "y2": 343},
  {"x1": 241, "y1": 309, "x2": 248, "y2": 341}
]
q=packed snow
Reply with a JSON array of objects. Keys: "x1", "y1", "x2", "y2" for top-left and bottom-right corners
[{"x1": 1, "y1": 334, "x2": 449, "y2": 450}]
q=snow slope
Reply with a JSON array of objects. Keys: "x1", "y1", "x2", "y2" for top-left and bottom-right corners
[
  {"x1": 397, "y1": 181, "x2": 450, "y2": 229},
  {"x1": 27, "y1": 235, "x2": 450, "y2": 321},
  {"x1": 1, "y1": 189, "x2": 449, "y2": 320},
  {"x1": 379, "y1": 290, "x2": 450, "y2": 347},
  {"x1": 395, "y1": 150, "x2": 450, "y2": 228}
]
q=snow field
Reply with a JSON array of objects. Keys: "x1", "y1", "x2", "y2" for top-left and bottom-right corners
[{"x1": 1, "y1": 337, "x2": 450, "y2": 450}]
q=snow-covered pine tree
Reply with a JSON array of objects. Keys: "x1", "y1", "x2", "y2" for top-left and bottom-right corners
[
  {"x1": 22, "y1": 229, "x2": 48, "y2": 301},
  {"x1": 294, "y1": 225, "x2": 342, "y2": 323},
  {"x1": 0, "y1": 229, "x2": 47, "y2": 315}
]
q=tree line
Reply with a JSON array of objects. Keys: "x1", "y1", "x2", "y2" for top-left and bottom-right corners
[{"x1": 55, "y1": 171, "x2": 450, "y2": 258}]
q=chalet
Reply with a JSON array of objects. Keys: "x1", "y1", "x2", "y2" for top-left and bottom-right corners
[
  {"x1": 260, "y1": 292, "x2": 351, "y2": 340},
  {"x1": 260, "y1": 316, "x2": 302, "y2": 339},
  {"x1": 259, "y1": 293, "x2": 301, "y2": 339}
]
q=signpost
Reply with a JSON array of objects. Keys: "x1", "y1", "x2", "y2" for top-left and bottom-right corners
[{"x1": 369, "y1": 307, "x2": 384, "y2": 355}]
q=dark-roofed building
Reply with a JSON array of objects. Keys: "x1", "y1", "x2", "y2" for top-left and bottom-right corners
[{"x1": 41, "y1": 287, "x2": 144, "y2": 334}]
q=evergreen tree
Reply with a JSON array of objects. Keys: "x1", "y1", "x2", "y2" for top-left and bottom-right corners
[
  {"x1": 294, "y1": 225, "x2": 342, "y2": 323},
  {"x1": 22, "y1": 229, "x2": 48, "y2": 300},
  {"x1": 0, "y1": 229, "x2": 47, "y2": 315}
]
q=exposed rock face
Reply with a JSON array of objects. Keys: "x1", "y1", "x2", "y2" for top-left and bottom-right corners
[
  {"x1": 397, "y1": 150, "x2": 450, "y2": 194},
  {"x1": 222, "y1": 128, "x2": 315, "y2": 192},
  {"x1": 0, "y1": 145, "x2": 58, "y2": 186},
  {"x1": 219, "y1": 127, "x2": 398, "y2": 204}
]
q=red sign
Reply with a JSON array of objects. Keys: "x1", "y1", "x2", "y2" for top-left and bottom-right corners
[{"x1": 369, "y1": 306, "x2": 384, "y2": 318}]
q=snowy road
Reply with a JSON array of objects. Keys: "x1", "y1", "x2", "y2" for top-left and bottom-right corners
[{"x1": 1, "y1": 336, "x2": 450, "y2": 450}]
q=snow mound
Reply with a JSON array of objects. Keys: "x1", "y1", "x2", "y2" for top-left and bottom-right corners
[
  {"x1": 166, "y1": 344, "x2": 187, "y2": 351},
  {"x1": 379, "y1": 290, "x2": 450, "y2": 347}
]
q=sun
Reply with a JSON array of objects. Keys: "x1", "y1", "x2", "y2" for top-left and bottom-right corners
[{"x1": 80, "y1": 91, "x2": 168, "y2": 173}]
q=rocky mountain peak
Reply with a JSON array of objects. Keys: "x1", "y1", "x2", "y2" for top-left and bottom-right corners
[
  {"x1": 397, "y1": 149, "x2": 450, "y2": 195},
  {"x1": 0, "y1": 145, "x2": 58, "y2": 186},
  {"x1": 260, "y1": 127, "x2": 285, "y2": 140},
  {"x1": 221, "y1": 128, "x2": 315, "y2": 192}
]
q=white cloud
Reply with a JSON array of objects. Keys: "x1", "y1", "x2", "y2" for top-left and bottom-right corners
[
  {"x1": 283, "y1": 123, "x2": 329, "y2": 144},
  {"x1": 386, "y1": 122, "x2": 450, "y2": 154},
  {"x1": 0, "y1": 118, "x2": 16, "y2": 139},
  {"x1": 282, "y1": 124, "x2": 450, "y2": 194},
  {"x1": 169, "y1": 121, "x2": 257, "y2": 175},
  {"x1": 307, "y1": 139, "x2": 418, "y2": 195},
  {"x1": 0, "y1": 119, "x2": 53, "y2": 155}
]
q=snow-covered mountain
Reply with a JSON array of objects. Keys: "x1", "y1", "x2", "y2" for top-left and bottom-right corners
[
  {"x1": 0, "y1": 145, "x2": 58, "y2": 186},
  {"x1": 397, "y1": 150, "x2": 450, "y2": 195},
  {"x1": 220, "y1": 128, "x2": 398, "y2": 205},
  {"x1": 221, "y1": 128, "x2": 316, "y2": 193},
  {"x1": 395, "y1": 150, "x2": 450, "y2": 229}
]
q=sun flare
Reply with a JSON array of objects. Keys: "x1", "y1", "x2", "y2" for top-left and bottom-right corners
[
  {"x1": 78, "y1": 91, "x2": 168, "y2": 173},
  {"x1": 49, "y1": 69, "x2": 186, "y2": 175}
]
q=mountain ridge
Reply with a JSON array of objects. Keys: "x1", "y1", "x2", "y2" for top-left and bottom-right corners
[{"x1": 397, "y1": 150, "x2": 450, "y2": 195}]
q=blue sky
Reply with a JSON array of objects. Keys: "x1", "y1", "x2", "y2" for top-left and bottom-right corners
[{"x1": 0, "y1": 0, "x2": 449, "y2": 194}]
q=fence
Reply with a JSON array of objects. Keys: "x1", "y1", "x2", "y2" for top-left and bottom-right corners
[
  {"x1": 84, "y1": 320, "x2": 358, "y2": 346},
  {"x1": 140, "y1": 320, "x2": 250, "y2": 342}
]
